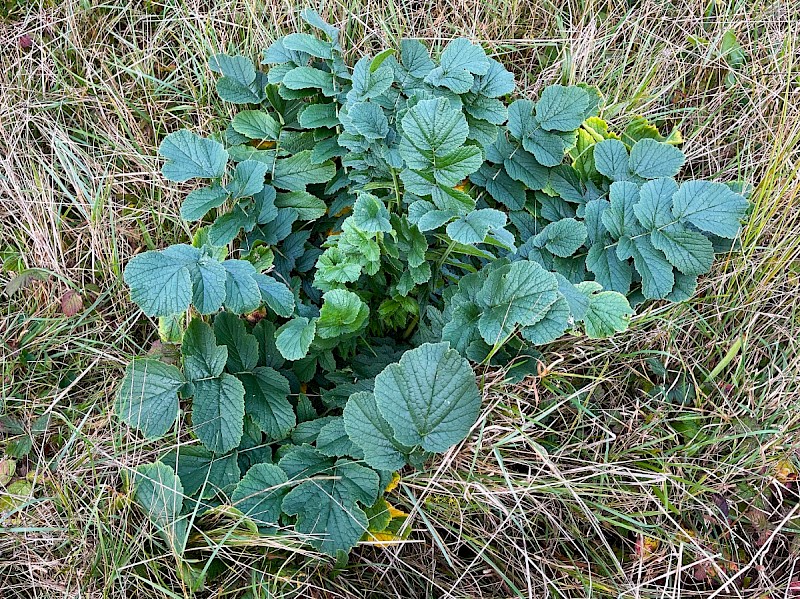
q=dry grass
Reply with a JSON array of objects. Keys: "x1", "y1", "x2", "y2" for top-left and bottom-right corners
[{"x1": 1, "y1": 0, "x2": 799, "y2": 597}]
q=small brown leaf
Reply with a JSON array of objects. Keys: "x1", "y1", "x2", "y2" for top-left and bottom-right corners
[
  {"x1": 19, "y1": 35, "x2": 33, "y2": 49},
  {"x1": 61, "y1": 290, "x2": 83, "y2": 316}
]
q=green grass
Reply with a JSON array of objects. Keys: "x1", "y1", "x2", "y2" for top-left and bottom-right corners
[{"x1": 2, "y1": 0, "x2": 800, "y2": 597}]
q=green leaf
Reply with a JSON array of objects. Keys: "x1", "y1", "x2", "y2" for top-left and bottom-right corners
[
  {"x1": 231, "y1": 110, "x2": 281, "y2": 140},
  {"x1": 133, "y1": 462, "x2": 186, "y2": 550},
  {"x1": 439, "y1": 38, "x2": 490, "y2": 75},
  {"x1": 471, "y1": 58, "x2": 515, "y2": 97},
  {"x1": 520, "y1": 295, "x2": 570, "y2": 345},
  {"x1": 432, "y1": 146, "x2": 483, "y2": 186},
  {"x1": 231, "y1": 463, "x2": 289, "y2": 528},
  {"x1": 253, "y1": 274, "x2": 295, "y2": 318},
  {"x1": 633, "y1": 177, "x2": 679, "y2": 229},
  {"x1": 575, "y1": 282, "x2": 633, "y2": 338},
  {"x1": 586, "y1": 243, "x2": 633, "y2": 294},
  {"x1": 370, "y1": 48, "x2": 395, "y2": 72},
  {"x1": 343, "y1": 391, "x2": 409, "y2": 470},
  {"x1": 602, "y1": 181, "x2": 643, "y2": 239},
  {"x1": 238, "y1": 367, "x2": 294, "y2": 441},
  {"x1": 629, "y1": 236, "x2": 675, "y2": 299},
  {"x1": 272, "y1": 151, "x2": 336, "y2": 190},
  {"x1": 317, "y1": 289, "x2": 369, "y2": 339},
  {"x1": 209, "y1": 53, "x2": 254, "y2": 80},
  {"x1": 535, "y1": 85, "x2": 589, "y2": 132},
  {"x1": 283, "y1": 32, "x2": 333, "y2": 59},
  {"x1": 629, "y1": 139, "x2": 685, "y2": 179},
  {"x1": 504, "y1": 147, "x2": 549, "y2": 190},
  {"x1": 300, "y1": 8, "x2": 340, "y2": 41},
  {"x1": 124, "y1": 250, "x2": 192, "y2": 317},
  {"x1": 671, "y1": 180, "x2": 748, "y2": 238},
  {"x1": 181, "y1": 184, "x2": 228, "y2": 221},
  {"x1": 274, "y1": 190, "x2": 327, "y2": 220},
  {"x1": 400, "y1": 39, "x2": 435, "y2": 79},
  {"x1": 352, "y1": 193, "x2": 392, "y2": 233},
  {"x1": 217, "y1": 76, "x2": 265, "y2": 104},
  {"x1": 522, "y1": 126, "x2": 575, "y2": 167},
  {"x1": 192, "y1": 373, "x2": 245, "y2": 453},
  {"x1": 281, "y1": 456, "x2": 378, "y2": 556},
  {"x1": 182, "y1": 318, "x2": 228, "y2": 381},
  {"x1": 161, "y1": 446, "x2": 241, "y2": 498},
  {"x1": 298, "y1": 103, "x2": 339, "y2": 129},
  {"x1": 446, "y1": 209, "x2": 506, "y2": 245},
  {"x1": 463, "y1": 95, "x2": 507, "y2": 124},
  {"x1": 651, "y1": 225, "x2": 714, "y2": 276},
  {"x1": 225, "y1": 160, "x2": 269, "y2": 199},
  {"x1": 401, "y1": 98, "x2": 469, "y2": 157},
  {"x1": 476, "y1": 260, "x2": 560, "y2": 343},
  {"x1": 222, "y1": 259, "x2": 262, "y2": 314},
  {"x1": 593, "y1": 139, "x2": 631, "y2": 182},
  {"x1": 316, "y1": 417, "x2": 363, "y2": 458},
  {"x1": 159, "y1": 130, "x2": 228, "y2": 182},
  {"x1": 213, "y1": 312, "x2": 259, "y2": 373},
  {"x1": 470, "y1": 163, "x2": 526, "y2": 210},
  {"x1": 116, "y1": 359, "x2": 184, "y2": 439},
  {"x1": 282, "y1": 66, "x2": 335, "y2": 96},
  {"x1": 534, "y1": 218, "x2": 587, "y2": 257},
  {"x1": 349, "y1": 56, "x2": 394, "y2": 102},
  {"x1": 349, "y1": 102, "x2": 389, "y2": 140},
  {"x1": 275, "y1": 317, "x2": 316, "y2": 361},
  {"x1": 374, "y1": 342, "x2": 480, "y2": 452}
]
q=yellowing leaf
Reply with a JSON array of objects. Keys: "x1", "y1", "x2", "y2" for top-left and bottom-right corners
[{"x1": 384, "y1": 472, "x2": 401, "y2": 493}]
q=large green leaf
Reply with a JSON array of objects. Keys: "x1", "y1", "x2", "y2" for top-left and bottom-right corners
[
  {"x1": 192, "y1": 373, "x2": 245, "y2": 454},
  {"x1": 628, "y1": 236, "x2": 675, "y2": 299},
  {"x1": 593, "y1": 139, "x2": 631, "y2": 182},
  {"x1": 124, "y1": 250, "x2": 193, "y2": 317},
  {"x1": 182, "y1": 318, "x2": 228, "y2": 381},
  {"x1": 470, "y1": 163, "x2": 526, "y2": 210},
  {"x1": 213, "y1": 311, "x2": 259, "y2": 373},
  {"x1": 671, "y1": 180, "x2": 749, "y2": 238},
  {"x1": 316, "y1": 289, "x2": 369, "y2": 339},
  {"x1": 401, "y1": 97, "x2": 469, "y2": 157},
  {"x1": 275, "y1": 317, "x2": 316, "y2": 361},
  {"x1": 651, "y1": 225, "x2": 714, "y2": 276},
  {"x1": 221, "y1": 259, "x2": 262, "y2": 314},
  {"x1": 272, "y1": 151, "x2": 336, "y2": 191},
  {"x1": 280, "y1": 447, "x2": 379, "y2": 556},
  {"x1": 349, "y1": 102, "x2": 389, "y2": 140},
  {"x1": 475, "y1": 260, "x2": 560, "y2": 343},
  {"x1": 116, "y1": 359, "x2": 184, "y2": 439},
  {"x1": 504, "y1": 147, "x2": 549, "y2": 190},
  {"x1": 231, "y1": 463, "x2": 289, "y2": 529},
  {"x1": 231, "y1": 110, "x2": 281, "y2": 140},
  {"x1": 343, "y1": 391, "x2": 410, "y2": 470},
  {"x1": 180, "y1": 184, "x2": 229, "y2": 222},
  {"x1": 633, "y1": 177, "x2": 679, "y2": 230},
  {"x1": 159, "y1": 130, "x2": 228, "y2": 182},
  {"x1": 446, "y1": 209, "x2": 506, "y2": 245},
  {"x1": 133, "y1": 462, "x2": 187, "y2": 551},
  {"x1": 629, "y1": 139, "x2": 685, "y2": 179},
  {"x1": 315, "y1": 417, "x2": 364, "y2": 458},
  {"x1": 373, "y1": 342, "x2": 480, "y2": 452},
  {"x1": 533, "y1": 218, "x2": 587, "y2": 257},
  {"x1": 238, "y1": 367, "x2": 295, "y2": 441},
  {"x1": 575, "y1": 282, "x2": 633, "y2": 338},
  {"x1": 534, "y1": 85, "x2": 589, "y2": 132},
  {"x1": 161, "y1": 446, "x2": 241, "y2": 498},
  {"x1": 602, "y1": 181, "x2": 643, "y2": 240},
  {"x1": 349, "y1": 56, "x2": 394, "y2": 102},
  {"x1": 224, "y1": 160, "x2": 269, "y2": 199},
  {"x1": 352, "y1": 193, "x2": 392, "y2": 233}
]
